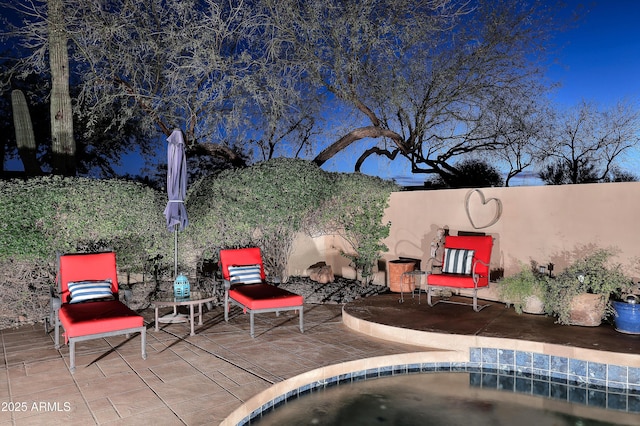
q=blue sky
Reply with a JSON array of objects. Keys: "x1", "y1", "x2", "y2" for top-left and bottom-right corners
[{"x1": 547, "y1": 0, "x2": 640, "y2": 107}]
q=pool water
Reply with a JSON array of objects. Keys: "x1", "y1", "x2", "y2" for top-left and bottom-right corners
[{"x1": 254, "y1": 372, "x2": 638, "y2": 425}]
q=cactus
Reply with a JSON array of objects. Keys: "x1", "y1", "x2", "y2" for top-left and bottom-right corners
[
  {"x1": 11, "y1": 89, "x2": 42, "y2": 175},
  {"x1": 48, "y1": 0, "x2": 76, "y2": 176}
]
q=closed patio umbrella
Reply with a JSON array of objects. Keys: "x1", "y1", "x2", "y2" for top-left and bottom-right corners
[{"x1": 163, "y1": 129, "x2": 188, "y2": 278}]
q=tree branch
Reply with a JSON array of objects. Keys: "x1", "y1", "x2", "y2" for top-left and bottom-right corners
[{"x1": 313, "y1": 126, "x2": 406, "y2": 167}]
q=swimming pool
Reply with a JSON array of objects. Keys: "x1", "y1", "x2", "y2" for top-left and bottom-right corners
[
  {"x1": 220, "y1": 302, "x2": 640, "y2": 426},
  {"x1": 253, "y1": 371, "x2": 639, "y2": 425}
]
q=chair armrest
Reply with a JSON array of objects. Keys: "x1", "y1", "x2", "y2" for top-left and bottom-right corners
[
  {"x1": 223, "y1": 279, "x2": 231, "y2": 291},
  {"x1": 472, "y1": 259, "x2": 490, "y2": 285},
  {"x1": 425, "y1": 256, "x2": 441, "y2": 273},
  {"x1": 121, "y1": 288, "x2": 133, "y2": 307},
  {"x1": 49, "y1": 286, "x2": 61, "y2": 311}
]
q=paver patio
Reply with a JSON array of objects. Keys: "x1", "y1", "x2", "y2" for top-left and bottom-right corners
[{"x1": 1, "y1": 294, "x2": 638, "y2": 425}]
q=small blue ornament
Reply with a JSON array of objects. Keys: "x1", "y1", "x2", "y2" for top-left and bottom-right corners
[{"x1": 173, "y1": 274, "x2": 190, "y2": 298}]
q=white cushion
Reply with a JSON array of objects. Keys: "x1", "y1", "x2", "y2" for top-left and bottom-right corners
[
  {"x1": 68, "y1": 279, "x2": 114, "y2": 303},
  {"x1": 442, "y1": 249, "x2": 475, "y2": 275},
  {"x1": 228, "y1": 264, "x2": 262, "y2": 284}
]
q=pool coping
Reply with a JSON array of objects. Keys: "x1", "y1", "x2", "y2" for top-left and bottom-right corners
[{"x1": 220, "y1": 305, "x2": 640, "y2": 425}]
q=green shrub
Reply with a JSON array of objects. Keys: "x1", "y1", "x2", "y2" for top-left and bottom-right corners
[
  {"x1": 545, "y1": 248, "x2": 631, "y2": 324},
  {"x1": 187, "y1": 158, "x2": 333, "y2": 281},
  {"x1": 313, "y1": 173, "x2": 397, "y2": 284},
  {"x1": 497, "y1": 261, "x2": 550, "y2": 314},
  {"x1": 187, "y1": 159, "x2": 397, "y2": 284},
  {"x1": 0, "y1": 176, "x2": 169, "y2": 272}
]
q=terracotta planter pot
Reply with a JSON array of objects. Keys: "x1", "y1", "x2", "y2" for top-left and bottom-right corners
[
  {"x1": 388, "y1": 260, "x2": 416, "y2": 292},
  {"x1": 568, "y1": 293, "x2": 606, "y2": 326}
]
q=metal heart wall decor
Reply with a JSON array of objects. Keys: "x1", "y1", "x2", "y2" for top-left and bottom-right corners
[{"x1": 464, "y1": 189, "x2": 502, "y2": 229}]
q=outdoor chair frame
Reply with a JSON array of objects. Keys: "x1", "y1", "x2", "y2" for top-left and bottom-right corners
[
  {"x1": 426, "y1": 235, "x2": 494, "y2": 312},
  {"x1": 220, "y1": 247, "x2": 304, "y2": 338},
  {"x1": 52, "y1": 251, "x2": 146, "y2": 373}
]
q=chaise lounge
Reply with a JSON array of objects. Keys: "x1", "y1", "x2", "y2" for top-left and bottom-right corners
[
  {"x1": 53, "y1": 251, "x2": 147, "y2": 373},
  {"x1": 220, "y1": 247, "x2": 304, "y2": 337}
]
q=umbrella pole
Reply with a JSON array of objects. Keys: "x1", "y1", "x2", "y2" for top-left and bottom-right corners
[{"x1": 174, "y1": 224, "x2": 178, "y2": 279}]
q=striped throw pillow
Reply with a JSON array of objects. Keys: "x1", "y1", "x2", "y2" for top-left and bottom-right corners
[
  {"x1": 68, "y1": 279, "x2": 114, "y2": 303},
  {"x1": 442, "y1": 249, "x2": 475, "y2": 275},
  {"x1": 228, "y1": 264, "x2": 263, "y2": 284}
]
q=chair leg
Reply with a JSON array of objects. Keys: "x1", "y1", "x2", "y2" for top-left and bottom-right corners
[
  {"x1": 427, "y1": 285, "x2": 434, "y2": 307},
  {"x1": 224, "y1": 291, "x2": 229, "y2": 322},
  {"x1": 54, "y1": 311, "x2": 61, "y2": 349},
  {"x1": 141, "y1": 328, "x2": 147, "y2": 360},
  {"x1": 299, "y1": 307, "x2": 304, "y2": 333},
  {"x1": 69, "y1": 340, "x2": 76, "y2": 374},
  {"x1": 250, "y1": 312, "x2": 255, "y2": 338}
]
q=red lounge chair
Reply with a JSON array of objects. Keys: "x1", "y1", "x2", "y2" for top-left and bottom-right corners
[
  {"x1": 53, "y1": 252, "x2": 147, "y2": 373},
  {"x1": 220, "y1": 247, "x2": 304, "y2": 337},
  {"x1": 426, "y1": 235, "x2": 494, "y2": 311}
]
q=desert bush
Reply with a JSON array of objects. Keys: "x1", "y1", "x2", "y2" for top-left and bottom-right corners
[
  {"x1": 187, "y1": 158, "x2": 333, "y2": 281},
  {"x1": 311, "y1": 173, "x2": 397, "y2": 284},
  {"x1": 188, "y1": 159, "x2": 397, "y2": 284},
  {"x1": 0, "y1": 258, "x2": 53, "y2": 328},
  {"x1": 0, "y1": 176, "x2": 168, "y2": 269},
  {"x1": 0, "y1": 176, "x2": 169, "y2": 327}
]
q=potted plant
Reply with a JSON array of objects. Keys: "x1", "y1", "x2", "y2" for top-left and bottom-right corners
[
  {"x1": 611, "y1": 281, "x2": 640, "y2": 334},
  {"x1": 545, "y1": 249, "x2": 629, "y2": 326},
  {"x1": 497, "y1": 261, "x2": 549, "y2": 314}
]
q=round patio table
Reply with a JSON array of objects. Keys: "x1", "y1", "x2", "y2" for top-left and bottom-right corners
[
  {"x1": 400, "y1": 270, "x2": 430, "y2": 303},
  {"x1": 152, "y1": 291, "x2": 216, "y2": 336}
]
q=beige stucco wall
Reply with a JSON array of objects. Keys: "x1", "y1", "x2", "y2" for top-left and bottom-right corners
[
  {"x1": 288, "y1": 182, "x2": 640, "y2": 283},
  {"x1": 383, "y1": 182, "x2": 640, "y2": 279}
]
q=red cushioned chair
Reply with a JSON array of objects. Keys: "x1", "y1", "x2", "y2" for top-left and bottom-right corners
[
  {"x1": 220, "y1": 247, "x2": 304, "y2": 337},
  {"x1": 53, "y1": 252, "x2": 147, "y2": 373},
  {"x1": 426, "y1": 235, "x2": 494, "y2": 312}
]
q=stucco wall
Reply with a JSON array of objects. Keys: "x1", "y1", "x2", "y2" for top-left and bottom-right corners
[
  {"x1": 382, "y1": 182, "x2": 640, "y2": 280},
  {"x1": 288, "y1": 182, "x2": 640, "y2": 283}
]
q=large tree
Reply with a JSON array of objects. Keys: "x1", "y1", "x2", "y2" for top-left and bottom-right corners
[
  {"x1": 64, "y1": 0, "x2": 272, "y2": 161},
  {"x1": 2, "y1": 0, "x2": 298, "y2": 167},
  {"x1": 539, "y1": 100, "x2": 640, "y2": 185},
  {"x1": 3, "y1": 0, "x2": 575, "y2": 181},
  {"x1": 265, "y1": 0, "x2": 566, "y2": 181},
  {"x1": 478, "y1": 93, "x2": 554, "y2": 186}
]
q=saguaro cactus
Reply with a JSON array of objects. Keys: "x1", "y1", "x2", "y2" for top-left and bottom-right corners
[
  {"x1": 11, "y1": 89, "x2": 42, "y2": 175},
  {"x1": 48, "y1": 0, "x2": 76, "y2": 175}
]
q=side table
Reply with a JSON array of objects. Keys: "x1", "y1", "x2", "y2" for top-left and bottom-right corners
[
  {"x1": 152, "y1": 291, "x2": 216, "y2": 336},
  {"x1": 400, "y1": 270, "x2": 429, "y2": 303}
]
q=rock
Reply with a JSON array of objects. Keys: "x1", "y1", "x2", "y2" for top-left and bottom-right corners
[
  {"x1": 308, "y1": 262, "x2": 335, "y2": 284},
  {"x1": 280, "y1": 276, "x2": 387, "y2": 304}
]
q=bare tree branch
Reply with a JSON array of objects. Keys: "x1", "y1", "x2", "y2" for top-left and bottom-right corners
[{"x1": 268, "y1": 0, "x2": 566, "y2": 178}]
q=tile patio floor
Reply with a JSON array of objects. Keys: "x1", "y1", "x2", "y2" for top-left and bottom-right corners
[{"x1": 1, "y1": 293, "x2": 638, "y2": 425}]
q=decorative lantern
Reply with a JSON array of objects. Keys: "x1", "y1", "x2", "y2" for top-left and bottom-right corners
[{"x1": 173, "y1": 274, "x2": 190, "y2": 298}]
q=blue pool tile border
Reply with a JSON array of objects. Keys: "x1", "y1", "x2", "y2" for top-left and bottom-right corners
[{"x1": 239, "y1": 347, "x2": 640, "y2": 425}]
